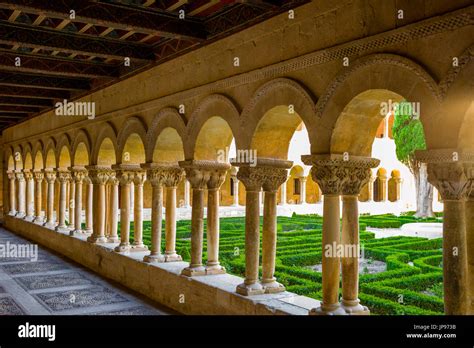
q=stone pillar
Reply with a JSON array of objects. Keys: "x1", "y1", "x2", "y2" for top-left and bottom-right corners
[
  {"x1": 15, "y1": 171, "x2": 26, "y2": 218},
  {"x1": 163, "y1": 167, "x2": 184, "y2": 262},
  {"x1": 85, "y1": 178, "x2": 93, "y2": 234},
  {"x1": 416, "y1": 149, "x2": 474, "y2": 315},
  {"x1": 68, "y1": 177, "x2": 75, "y2": 229},
  {"x1": 7, "y1": 170, "x2": 17, "y2": 216},
  {"x1": 113, "y1": 165, "x2": 136, "y2": 253},
  {"x1": 302, "y1": 154, "x2": 379, "y2": 315},
  {"x1": 55, "y1": 170, "x2": 71, "y2": 232},
  {"x1": 43, "y1": 169, "x2": 57, "y2": 229},
  {"x1": 33, "y1": 170, "x2": 44, "y2": 223},
  {"x1": 366, "y1": 174, "x2": 375, "y2": 202},
  {"x1": 24, "y1": 170, "x2": 35, "y2": 221},
  {"x1": 131, "y1": 170, "x2": 147, "y2": 251},
  {"x1": 261, "y1": 163, "x2": 290, "y2": 293},
  {"x1": 340, "y1": 157, "x2": 378, "y2": 315},
  {"x1": 70, "y1": 167, "x2": 87, "y2": 235},
  {"x1": 231, "y1": 175, "x2": 239, "y2": 206},
  {"x1": 184, "y1": 179, "x2": 191, "y2": 208},
  {"x1": 180, "y1": 162, "x2": 210, "y2": 277},
  {"x1": 300, "y1": 176, "x2": 307, "y2": 204},
  {"x1": 279, "y1": 181, "x2": 287, "y2": 205},
  {"x1": 107, "y1": 176, "x2": 120, "y2": 243},
  {"x1": 143, "y1": 166, "x2": 165, "y2": 263},
  {"x1": 206, "y1": 167, "x2": 229, "y2": 275},
  {"x1": 236, "y1": 165, "x2": 264, "y2": 296},
  {"x1": 86, "y1": 166, "x2": 112, "y2": 244},
  {"x1": 377, "y1": 170, "x2": 387, "y2": 201}
]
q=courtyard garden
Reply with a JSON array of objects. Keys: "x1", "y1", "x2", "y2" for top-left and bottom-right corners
[{"x1": 130, "y1": 213, "x2": 444, "y2": 315}]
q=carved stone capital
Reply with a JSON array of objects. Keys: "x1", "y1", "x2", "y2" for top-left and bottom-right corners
[
  {"x1": 179, "y1": 160, "x2": 230, "y2": 190},
  {"x1": 142, "y1": 163, "x2": 185, "y2": 188},
  {"x1": 302, "y1": 154, "x2": 379, "y2": 195},
  {"x1": 132, "y1": 170, "x2": 146, "y2": 186},
  {"x1": 15, "y1": 171, "x2": 25, "y2": 182},
  {"x1": 70, "y1": 167, "x2": 88, "y2": 183},
  {"x1": 416, "y1": 149, "x2": 474, "y2": 201},
  {"x1": 112, "y1": 164, "x2": 140, "y2": 185},
  {"x1": 7, "y1": 170, "x2": 16, "y2": 181},
  {"x1": 57, "y1": 170, "x2": 71, "y2": 183},
  {"x1": 235, "y1": 158, "x2": 292, "y2": 192},
  {"x1": 85, "y1": 165, "x2": 113, "y2": 185},
  {"x1": 43, "y1": 169, "x2": 57, "y2": 184},
  {"x1": 33, "y1": 170, "x2": 44, "y2": 182},
  {"x1": 23, "y1": 169, "x2": 34, "y2": 181}
]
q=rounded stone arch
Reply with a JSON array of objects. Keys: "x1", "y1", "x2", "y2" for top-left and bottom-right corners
[
  {"x1": 22, "y1": 143, "x2": 33, "y2": 170},
  {"x1": 242, "y1": 78, "x2": 318, "y2": 159},
  {"x1": 71, "y1": 129, "x2": 92, "y2": 166},
  {"x1": 116, "y1": 116, "x2": 147, "y2": 164},
  {"x1": 5, "y1": 146, "x2": 15, "y2": 171},
  {"x1": 32, "y1": 140, "x2": 45, "y2": 170},
  {"x1": 56, "y1": 134, "x2": 72, "y2": 169},
  {"x1": 146, "y1": 107, "x2": 187, "y2": 163},
  {"x1": 185, "y1": 94, "x2": 241, "y2": 160},
  {"x1": 43, "y1": 137, "x2": 57, "y2": 169},
  {"x1": 90, "y1": 122, "x2": 117, "y2": 165},
  {"x1": 318, "y1": 54, "x2": 441, "y2": 154}
]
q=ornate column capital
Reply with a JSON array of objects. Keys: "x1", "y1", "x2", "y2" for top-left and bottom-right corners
[
  {"x1": 15, "y1": 170, "x2": 25, "y2": 182},
  {"x1": 302, "y1": 154, "x2": 379, "y2": 195},
  {"x1": 235, "y1": 158, "x2": 292, "y2": 192},
  {"x1": 85, "y1": 165, "x2": 113, "y2": 185},
  {"x1": 43, "y1": 169, "x2": 57, "y2": 184},
  {"x1": 141, "y1": 162, "x2": 184, "y2": 188},
  {"x1": 57, "y1": 170, "x2": 72, "y2": 183},
  {"x1": 179, "y1": 160, "x2": 230, "y2": 190},
  {"x1": 23, "y1": 169, "x2": 34, "y2": 181},
  {"x1": 416, "y1": 149, "x2": 474, "y2": 201},
  {"x1": 111, "y1": 164, "x2": 140, "y2": 185},
  {"x1": 7, "y1": 170, "x2": 16, "y2": 180},
  {"x1": 69, "y1": 166, "x2": 88, "y2": 183},
  {"x1": 33, "y1": 170, "x2": 44, "y2": 182}
]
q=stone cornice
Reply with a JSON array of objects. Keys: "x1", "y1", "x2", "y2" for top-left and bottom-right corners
[
  {"x1": 233, "y1": 157, "x2": 293, "y2": 169},
  {"x1": 3, "y1": 6, "x2": 473, "y2": 146},
  {"x1": 415, "y1": 149, "x2": 474, "y2": 164},
  {"x1": 179, "y1": 160, "x2": 231, "y2": 171}
]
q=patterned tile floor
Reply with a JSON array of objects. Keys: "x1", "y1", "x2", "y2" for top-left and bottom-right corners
[{"x1": 0, "y1": 227, "x2": 174, "y2": 315}]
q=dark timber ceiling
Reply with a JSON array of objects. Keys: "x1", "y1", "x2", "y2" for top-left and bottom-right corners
[{"x1": 0, "y1": 0, "x2": 309, "y2": 131}]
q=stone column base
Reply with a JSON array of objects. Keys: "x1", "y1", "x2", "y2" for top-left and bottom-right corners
[
  {"x1": 8, "y1": 211, "x2": 17, "y2": 216},
  {"x1": 24, "y1": 215, "x2": 35, "y2": 222},
  {"x1": 181, "y1": 265, "x2": 206, "y2": 277},
  {"x1": 205, "y1": 264, "x2": 226, "y2": 275},
  {"x1": 236, "y1": 282, "x2": 265, "y2": 296},
  {"x1": 130, "y1": 244, "x2": 148, "y2": 252},
  {"x1": 69, "y1": 229, "x2": 83, "y2": 236},
  {"x1": 87, "y1": 235, "x2": 108, "y2": 244},
  {"x1": 309, "y1": 303, "x2": 347, "y2": 316},
  {"x1": 114, "y1": 244, "x2": 130, "y2": 253},
  {"x1": 33, "y1": 217, "x2": 45, "y2": 225},
  {"x1": 16, "y1": 213, "x2": 26, "y2": 218},
  {"x1": 55, "y1": 226, "x2": 70, "y2": 233},
  {"x1": 108, "y1": 236, "x2": 120, "y2": 243},
  {"x1": 143, "y1": 254, "x2": 166, "y2": 263},
  {"x1": 164, "y1": 253, "x2": 183, "y2": 262},
  {"x1": 341, "y1": 299, "x2": 370, "y2": 315},
  {"x1": 262, "y1": 280, "x2": 286, "y2": 294},
  {"x1": 43, "y1": 222, "x2": 56, "y2": 230}
]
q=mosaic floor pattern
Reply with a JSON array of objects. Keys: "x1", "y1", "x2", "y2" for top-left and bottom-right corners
[{"x1": 0, "y1": 227, "x2": 173, "y2": 315}]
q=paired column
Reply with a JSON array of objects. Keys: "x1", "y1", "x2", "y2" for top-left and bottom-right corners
[
  {"x1": 7, "y1": 170, "x2": 17, "y2": 216},
  {"x1": 417, "y1": 149, "x2": 473, "y2": 315},
  {"x1": 279, "y1": 181, "x2": 287, "y2": 206},
  {"x1": 70, "y1": 167, "x2": 87, "y2": 235},
  {"x1": 302, "y1": 154, "x2": 378, "y2": 315},
  {"x1": 300, "y1": 176, "x2": 307, "y2": 204},
  {"x1": 68, "y1": 177, "x2": 76, "y2": 229},
  {"x1": 107, "y1": 176, "x2": 120, "y2": 243},
  {"x1": 132, "y1": 171, "x2": 147, "y2": 251},
  {"x1": 43, "y1": 169, "x2": 57, "y2": 229},
  {"x1": 183, "y1": 180, "x2": 191, "y2": 208},
  {"x1": 113, "y1": 166, "x2": 135, "y2": 253},
  {"x1": 85, "y1": 178, "x2": 93, "y2": 234},
  {"x1": 86, "y1": 166, "x2": 112, "y2": 244},
  {"x1": 23, "y1": 170, "x2": 35, "y2": 221},
  {"x1": 163, "y1": 167, "x2": 184, "y2": 262},
  {"x1": 15, "y1": 171, "x2": 26, "y2": 218},
  {"x1": 56, "y1": 170, "x2": 71, "y2": 232},
  {"x1": 231, "y1": 174, "x2": 240, "y2": 206},
  {"x1": 33, "y1": 170, "x2": 44, "y2": 223},
  {"x1": 235, "y1": 159, "x2": 291, "y2": 296}
]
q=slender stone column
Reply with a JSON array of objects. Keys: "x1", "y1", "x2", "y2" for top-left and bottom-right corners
[
  {"x1": 43, "y1": 169, "x2": 57, "y2": 229},
  {"x1": 261, "y1": 162, "x2": 291, "y2": 293},
  {"x1": 70, "y1": 167, "x2": 87, "y2": 235},
  {"x1": 15, "y1": 171, "x2": 26, "y2": 218},
  {"x1": 206, "y1": 167, "x2": 229, "y2": 275},
  {"x1": 180, "y1": 162, "x2": 211, "y2": 277},
  {"x1": 416, "y1": 150, "x2": 474, "y2": 315},
  {"x1": 235, "y1": 165, "x2": 264, "y2": 295},
  {"x1": 231, "y1": 175, "x2": 239, "y2": 206},
  {"x1": 56, "y1": 170, "x2": 71, "y2": 232},
  {"x1": 300, "y1": 176, "x2": 307, "y2": 204},
  {"x1": 184, "y1": 179, "x2": 191, "y2": 208},
  {"x1": 163, "y1": 167, "x2": 184, "y2": 262},
  {"x1": 113, "y1": 165, "x2": 136, "y2": 253},
  {"x1": 131, "y1": 170, "x2": 147, "y2": 251},
  {"x1": 24, "y1": 170, "x2": 35, "y2": 221},
  {"x1": 279, "y1": 181, "x2": 287, "y2": 205},
  {"x1": 85, "y1": 178, "x2": 93, "y2": 234},
  {"x1": 339, "y1": 157, "x2": 378, "y2": 315},
  {"x1": 366, "y1": 174, "x2": 375, "y2": 202},
  {"x1": 377, "y1": 171, "x2": 387, "y2": 201},
  {"x1": 143, "y1": 165, "x2": 165, "y2": 263},
  {"x1": 86, "y1": 166, "x2": 112, "y2": 244},
  {"x1": 7, "y1": 170, "x2": 17, "y2": 216},
  {"x1": 33, "y1": 170, "x2": 44, "y2": 223},
  {"x1": 107, "y1": 176, "x2": 120, "y2": 243},
  {"x1": 68, "y1": 177, "x2": 75, "y2": 229}
]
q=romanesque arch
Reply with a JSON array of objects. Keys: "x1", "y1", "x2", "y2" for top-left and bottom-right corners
[
  {"x1": 71, "y1": 129, "x2": 92, "y2": 166},
  {"x1": 117, "y1": 117, "x2": 147, "y2": 165},
  {"x1": 90, "y1": 122, "x2": 117, "y2": 166}
]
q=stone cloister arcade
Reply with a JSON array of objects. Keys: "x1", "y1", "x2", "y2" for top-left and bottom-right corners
[{"x1": 2, "y1": 2, "x2": 473, "y2": 316}]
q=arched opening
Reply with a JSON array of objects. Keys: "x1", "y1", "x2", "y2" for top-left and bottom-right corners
[
  {"x1": 74, "y1": 143, "x2": 90, "y2": 166},
  {"x1": 97, "y1": 138, "x2": 117, "y2": 166}
]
